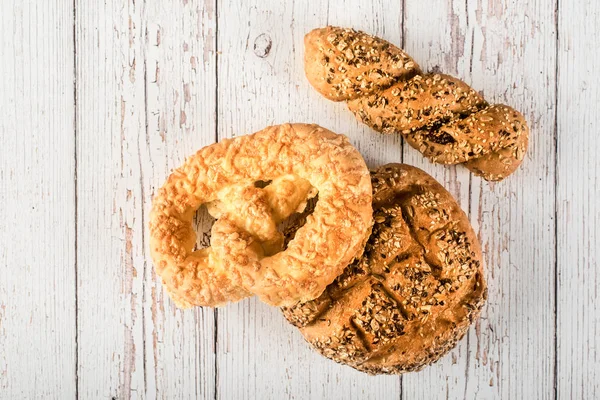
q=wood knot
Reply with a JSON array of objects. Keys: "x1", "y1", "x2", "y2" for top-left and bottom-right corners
[
  {"x1": 429, "y1": 65, "x2": 442, "y2": 74},
  {"x1": 253, "y1": 33, "x2": 272, "y2": 58}
]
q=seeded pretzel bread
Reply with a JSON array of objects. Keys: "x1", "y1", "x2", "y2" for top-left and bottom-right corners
[
  {"x1": 304, "y1": 26, "x2": 529, "y2": 181},
  {"x1": 282, "y1": 164, "x2": 487, "y2": 374}
]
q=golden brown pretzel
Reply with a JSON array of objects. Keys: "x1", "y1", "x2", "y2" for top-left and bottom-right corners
[
  {"x1": 304, "y1": 26, "x2": 529, "y2": 181},
  {"x1": 149, "y1": 123, "x2": 373, "y2": 307}
]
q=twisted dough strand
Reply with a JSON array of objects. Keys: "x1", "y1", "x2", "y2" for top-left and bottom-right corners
[
  {"x1": 304, "y1": 26, "x2": 529, "y2": 181},
  {"x1": 149, "y1": 124, "x2": 373, "y2": 307}
]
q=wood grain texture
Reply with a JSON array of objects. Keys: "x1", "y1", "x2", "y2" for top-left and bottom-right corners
[
  {"x1": 75, "y1": 0, "x2": 147, "y2": 397},
  {"x1": 401, "y1": 0, "x2": 557, "y2": 399},
  {"x1": 144, "y1": 1, "x2": 217, "y2": 398},
  {"x1": 215, "y1": 1, "x2": 403, "y2": 399},
  {"x1": 401, "y1": 2, "x2": 475, "y2": 398},
  {"x1": 462, "y1": 1, "x2": 557, "y2": 398},
  {"x1": 556, "y1": 0, "x2": 600, "y2": 398},
  {"x1": 3, "y1": 0, "x2": 600, "y2": 398},
  {"x1": 0, "y1": 1, "x2": 77, "y2": 398},
  {"x1": 76, "y1": 0, "x2": 217, "y2": 398}
]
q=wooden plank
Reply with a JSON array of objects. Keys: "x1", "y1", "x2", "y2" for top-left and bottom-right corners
[
  {"x1": 76, "y1": 0, "x2": 217, "y2": 398},
  {"x1": 403, "y1": 1, "x2": 557, "y2": 398},
  {"x1": 0, "y1": 1, "x2": 76, "y2": 398},
  {"x1": 75, "y1": 0, "x2": 147, "y2": 397},
  {"x1": 464, "y1": 1, "x2": 557, "y2": 396},
  {"x1": 400, "y1": 2, "x2": 474, "y2": 398},
  {"x1": 445, "y1": 1, "x2": 557, "y2": 398},
  {"x1": 144, "y1": 1, "x2": 217, "y2": 398},
  {"x1": 215, "y1": 1, "x2": 403, "y2": 398},
  {"x1": 556, "y1": 1, "x2": 600, "y2": 398},
  {"x1": 401, "y1": 1, "x2": 472, "y2": 204}
]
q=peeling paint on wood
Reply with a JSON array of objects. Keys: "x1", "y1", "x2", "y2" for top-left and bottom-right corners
[
  {"x1": 557, "y1": 1, "x2": 600, "y2": 398},
  {"x1": 0, "y1": 1, "x2": 76, "y2": 398},
  {"x1": 402, "y1": 1, "x2": 557, "y2": 399},
  {"x1": 215, "y1": 1, "x2": 404, "y2": 398}
]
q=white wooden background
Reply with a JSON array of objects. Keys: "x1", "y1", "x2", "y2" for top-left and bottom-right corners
[{"x1": 0, "y1": 0, "x2": 597, "y2": 399}]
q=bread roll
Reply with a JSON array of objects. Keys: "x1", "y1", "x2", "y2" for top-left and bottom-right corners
[{"x1": 282, "y1": 164, "x2": 487, "y2": 374}]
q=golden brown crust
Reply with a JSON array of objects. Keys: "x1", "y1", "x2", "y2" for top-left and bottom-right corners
[
  {"x1": 282, "y1": 164, "x2": 487, "y2": 374},
  {"x1": 149, "y1": 123, "x2": 373, "y2": 307},
  {"x1": 304, "y1": 26, "x2": 529, "y2": 181},
  {"x1": 304, "y1": 26, "x2": 420, "y2": 101}
]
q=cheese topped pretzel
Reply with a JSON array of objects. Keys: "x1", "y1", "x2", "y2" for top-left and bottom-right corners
[{"x1": 149, "y1": 123, "x2": 373, "y2": 307}]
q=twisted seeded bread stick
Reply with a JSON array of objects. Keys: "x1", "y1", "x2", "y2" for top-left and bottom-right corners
[{"x1": 304, "y1": 26, "x2": 529, "y2": 181}]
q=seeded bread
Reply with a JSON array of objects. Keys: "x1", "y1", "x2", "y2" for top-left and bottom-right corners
[
  {"x1": 282, "y1": 164, "x2": 487, "y2": 374},
  {"x1": 304, "y1": 26, "x2": 529, "y2": 181}
]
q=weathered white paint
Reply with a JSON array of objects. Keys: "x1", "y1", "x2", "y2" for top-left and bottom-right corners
[
  {"x1": 402, "y1": 1, "x2": 558, "y2": 399},
  {"x1": 144, "y1": 1, "x2": 217, "y2": 398},
  {"x1": 75, "y1": 0, "x2": 218, "y2": 398},
  {"x1": 215, "y1": 1, "x2": 402, "y2": 398},
  {"x1": 464, "y1": 1, "x2": 557, "y2": 398},
  {"x1": 0, "y1": 1, "x2": 77, "y2": 399},
  {"x1": 1, "y1": 0, "x2": 597, "y2": 399},
  {"x1": 75, "y1": 0, "x2": 147, "y2": 397},
  {"x1": 557, "y1": 0, "x2": 600, "y2": 398},
  {"x1": 401, "y1": 2, "x2": 476, "y2": 398}
]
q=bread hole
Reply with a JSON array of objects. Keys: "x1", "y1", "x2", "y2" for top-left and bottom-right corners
[
  {"x1": 281, "y1": 195, "x2": 318, "y2": 250},
  {"x1": 254, "y1": 179, "x2": 272, "y2": 188},
  {"x1": 191, "y1": 186, "x2": 317, "y2": 254},
  {"x1": 192, "y1": 204, "x2": 217, "y2": 251},
  {"x1": 395, "y1": 253, "x2": 411, "y2": 263},
  {"x1": 425, "y1": 131, "x2": 456, "y2": 145}
]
